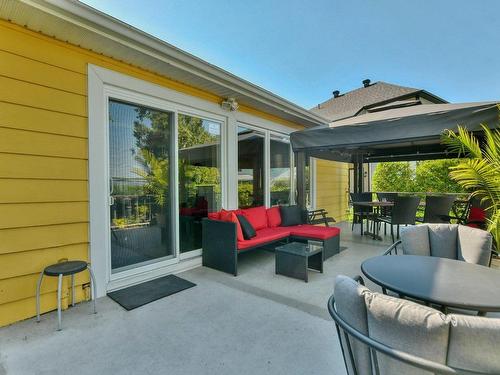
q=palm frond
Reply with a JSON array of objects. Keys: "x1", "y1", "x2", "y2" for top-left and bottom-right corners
[
  {"x1": 442, "y1": 126, "x2": 483, "y2": 158},
  {"x1": 481, "y1": 124, "x2": 500, "y2": 170},
  {"x1": 449, "y1": 159, "x2": 500, "y2": 206},
  {"x1": 444, "y1": 119, "x2": 500, "y2": 246}
]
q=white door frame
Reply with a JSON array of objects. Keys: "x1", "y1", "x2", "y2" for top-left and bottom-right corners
[
  {"x1": 104, "y1": 88, "x2": 180, "y2": 283},
  {"x1": 88, "y1": 65, "x2": 228, "y2": 296}
]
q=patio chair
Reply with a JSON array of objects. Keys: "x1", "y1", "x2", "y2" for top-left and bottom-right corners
[
  {"x1": 383, "y1": 223, "x2": 497, "y2": 267},
  {"x1": 329, "y1": 274, "x2": 500, "y2": 375},
  {"x1": 376, "y1": 192, "x2": 397, "y2": 235},
  {"x1": 307, "y1": 208, "x2": 336, "y2": 227},
  {"x1": 376, "y1": 195, "x2": 420, "y2": 243},
  {"x1": 350, "y1": 192, "x2": 375, "y2": 233},
  {"x1": 417, "y1": 195, "x2": 456, "y2": 223},
  {"x1": 445, "y1": 195, "x2": 489, "y2": 230}
]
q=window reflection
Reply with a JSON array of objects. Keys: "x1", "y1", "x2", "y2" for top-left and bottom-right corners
[
  {"x1": 109, "y1": 99, "x2": 173, "y2": 272},
  {"x1": 178, "y1": 114, "x2": 222, "y2": 253},
  {"x1": 270, "y1": 135, "x2": 291, "y2": 206},
  {"x1": 238, "y1": 126, "x2": 265, "y2": 208}
]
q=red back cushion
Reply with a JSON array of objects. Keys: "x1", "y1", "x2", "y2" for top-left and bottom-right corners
[
  {"x1": 207, "y1": 212, "x2": 220, "y2": 220},
  {"x1": 468, "y1": 207, "x2": 486, "y2": 228},
  {"x1": 241, "y1": 206, "x2": 268, "y2": 230},
  {"x1": 267, "y1": 206, "x2": 282, "y2": 227},
  {"x1": 220, "y1": 209, "x2": 244, "y2": 241}
]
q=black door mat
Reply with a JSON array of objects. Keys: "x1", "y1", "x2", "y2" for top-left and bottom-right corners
[{"x1": 107, "y1": 274, "x2": 196, "y2": 311}]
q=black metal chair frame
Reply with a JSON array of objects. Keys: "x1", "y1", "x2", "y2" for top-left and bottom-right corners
[
  {"x1": 308, "y1": 209, "x2": 336, "y2": 227},
  {"x1": 350, "y1": 192, "x2": 377, "y2": 233},
  {"x1": 329, "y1": 276, "x2": 466, "y2": 375},
  {"x1": 445, "y1": 197, "x2": 488, "y2": 229},
  {"x1": 375, "y1": 192, "x2": 397, "y2": 235}
]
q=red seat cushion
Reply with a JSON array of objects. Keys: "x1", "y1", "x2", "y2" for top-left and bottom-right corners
[
  {"x1": 220, "y1": 209, "x2": 244, "y2": 242},
  {"x1": 241, "y1": 206, "x2": 268, "y2": 230},
  {"x1": 288, "y1": 224, "x2": 340, "y2": 240},
  {"x1": 237, "y1": 227, "x2": 290, "y2": 250},
  {"x1": 266, "y1": 206, "x2": 282, "y2": 227}
]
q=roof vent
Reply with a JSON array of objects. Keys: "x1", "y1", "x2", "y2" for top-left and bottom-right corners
[
  {"x1": 332, "y1": 90, "x2": 340, "y2": 98},
  {"x1": 362, "y1": 79, "x2": 371, "y2": 88}
]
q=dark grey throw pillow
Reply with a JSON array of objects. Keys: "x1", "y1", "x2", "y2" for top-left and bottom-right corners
[
  {"x1": 237, "y1": 214, "x2": 256, "y2": 240},
  {"x1": 279, "y1": 205, "x2": 304, "y2": 226}
]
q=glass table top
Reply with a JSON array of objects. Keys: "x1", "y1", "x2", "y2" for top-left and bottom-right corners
[{"x1": 275, "y1": 241, "x2": 323, "y2": 256}]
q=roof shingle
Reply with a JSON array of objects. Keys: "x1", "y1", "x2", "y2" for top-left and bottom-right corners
[{"x1": 310, "y1": 81, "x2": 444, "y2": 121}]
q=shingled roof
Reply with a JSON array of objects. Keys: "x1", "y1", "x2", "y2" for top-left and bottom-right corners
[{"x1": 310, "y1": 81, "x2": 447, "y2": 121}]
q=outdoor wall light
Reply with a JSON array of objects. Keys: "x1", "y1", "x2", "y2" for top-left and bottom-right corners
[{"x1": 221, "y1": 98, "x2": 239, "y2": 111}]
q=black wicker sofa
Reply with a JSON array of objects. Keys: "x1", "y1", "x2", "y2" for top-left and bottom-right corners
[{"x1": 202, "y1": 205, "x2": 341, "y2": 276}]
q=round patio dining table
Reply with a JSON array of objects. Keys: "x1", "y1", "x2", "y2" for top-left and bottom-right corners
[{"x1": 361, "y1": 255, "x2": 500, "y2": 314}]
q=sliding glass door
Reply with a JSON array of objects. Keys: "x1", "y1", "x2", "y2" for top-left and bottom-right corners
[
  {"x1": 178, "y1": 114, "x2": 222, "y2": 253},
  {"x1": 109, "y1": 99, "x2": 174, "y2": 273}
]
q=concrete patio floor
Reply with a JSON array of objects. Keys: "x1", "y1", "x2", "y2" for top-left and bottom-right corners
[{"x1": 0, "y1": 222, "x2": 391, "y2": 375}]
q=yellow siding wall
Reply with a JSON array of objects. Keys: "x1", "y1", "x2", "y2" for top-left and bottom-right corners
[
  {"x1": 0, "y1": 20, "x2": 308, "y2": 327},
  {"x1": 315, "y1": 159, "x2": 350, "y2": 222}
]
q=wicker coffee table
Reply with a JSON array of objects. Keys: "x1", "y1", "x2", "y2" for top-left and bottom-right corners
[{"x1": 275, "y1": 241, "x2": 323, "y2": 282}]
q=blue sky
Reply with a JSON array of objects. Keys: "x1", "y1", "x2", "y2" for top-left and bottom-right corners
[{"x1": 82, "y1": 0, "x2": 500, "y2": 109}]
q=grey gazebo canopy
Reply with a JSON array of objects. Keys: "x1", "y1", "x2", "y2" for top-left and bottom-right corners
[
  {"x1": 291, "y1": 102, "x2": 499, "y2": 163},
  {"x1": 291, "y1": 101, "x2": 499, "y2": 204}
]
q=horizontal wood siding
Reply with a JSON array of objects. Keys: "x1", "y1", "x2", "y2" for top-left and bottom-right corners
[
  {"x1": 316, "y1": 159, "x2": 350, "y2": 222},
  {"x1": 0, "y1": 20, "x2": 95, "y2": 327}
]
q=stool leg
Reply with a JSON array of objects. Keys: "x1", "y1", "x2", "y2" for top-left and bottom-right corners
[
  {"x1": 71, "y1": 274, "x2": 75, "y2": 307},
  {"x1": 87, "y1": 265, "x2": 97, "y2": 314},
  {"x1": 36, "y1": 271, "x2": 44, "y2": 322},
  {"x1": 57, "y1": 273, "x2": 63, "y2": 331}
]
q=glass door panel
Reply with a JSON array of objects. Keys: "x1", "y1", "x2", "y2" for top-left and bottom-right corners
[
  {"x1": 178, "y1": 114, "x2": 222, "y2": 253},
  {"x1": 109, "y1": 99, "x2": 174, "y2": 273},
  {"x1": 238, "y1": 126, "x2": 265, "y2": 208},
  {"x1": 270, "y1": 134, "x2": 291, "y2": 206}
]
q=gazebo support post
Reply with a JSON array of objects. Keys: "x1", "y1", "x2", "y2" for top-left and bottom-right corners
[
  {"x1": 352, "y1": 156, "x2": 365, "y2": 225},
  {"x1": 295, "y1": 151, "x2": 307, "y2": 209},
  {"x1": 353, "y1": 156, "x2": 364, "y2": 194}
]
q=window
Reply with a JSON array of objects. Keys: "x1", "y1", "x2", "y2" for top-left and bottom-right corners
[
  {"x1": 270, "y1": 134, "x2": 291, "y2": 206},
  {"x1": 238, "y1": 126, "x2": 265, "y2": 208},
  {"x1": 178, "y1": 114, "x2": 222, "y2": 253}
]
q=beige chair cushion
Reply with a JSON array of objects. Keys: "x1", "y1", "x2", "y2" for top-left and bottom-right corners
[
  {"x1": 401, "y1": 225, "x2": 430, "y2": 256},
  {"x1": 428, "y1": 224, "x2": 458, "y2": 259},
  {"x1": 365, "y1": 291, "x2": 451, "y2": 375},
  {"x1": 457, "y1": 225, "x2": 492, "y2": 266},
  {"x1": 447, "y1": 314, "x2": 500, "y2": 373},
  {"x1": 334, "y1": 275, "x2": 371, "y2": 375}
]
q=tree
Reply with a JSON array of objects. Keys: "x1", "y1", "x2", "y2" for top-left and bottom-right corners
[
  {"x1": 414, "y1": 159, "x2": 465, "y2": 194},
  {"x1": 442, "y1": 123, "x2": 500, "y2": 245},
  {"x1": 133, "y1": 110, "x2": 221, "y2": 207},
  {"x1": 133, "y1": 108, "x2": 172, "y2": 207},
  {"x1": 177, "y1": 114, "x2": 217, "y2": 149},
  {"x1": 371, "y1": 162, "x2": 415, "y2": 192},
  {"x1": 372, "y1": 159, "x2": 467, "y2": 194}
]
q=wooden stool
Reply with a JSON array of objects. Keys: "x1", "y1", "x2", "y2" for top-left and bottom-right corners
[{"x1": 36, "y1": 261, "x2": 96, "y2": 330}]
